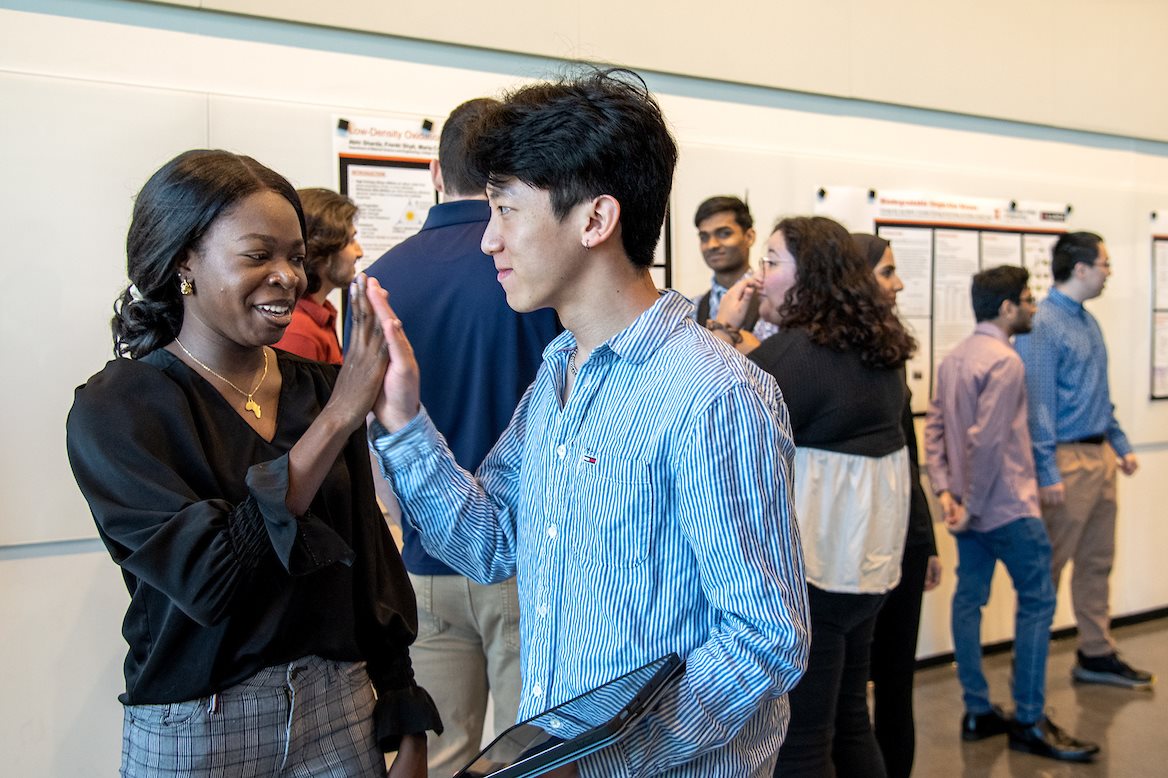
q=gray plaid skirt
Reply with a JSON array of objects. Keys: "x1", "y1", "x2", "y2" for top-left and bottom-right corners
[{"x1": 120, "y1": 656, "x2": 386, "y2": 777}]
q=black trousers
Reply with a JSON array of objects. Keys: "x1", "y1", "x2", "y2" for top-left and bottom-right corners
[
  {"x1": 869, "y1": 543, "x2": 931, "y2": 778},
  {"x1": 776, "y1": 585, "x2": 888, "y2": 778}
]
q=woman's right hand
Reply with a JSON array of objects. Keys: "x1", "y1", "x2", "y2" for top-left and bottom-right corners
[
  {"x1": 716, "y1": 275, "x2": 760, "y2": 330},
  {"x1": 326, "y1": 274, "x2": 391, "y2": 431}
]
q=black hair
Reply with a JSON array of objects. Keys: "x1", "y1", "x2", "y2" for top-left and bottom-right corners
[
  {"x1": 775, "y1": 216, "x2": 916, "y2": 369},
  {"x1": 1051, "y1": 231, "x2": 1103, "y2": 282},
  {"x1": 113, "y1": 150, "x2": 305, "y2": 358},
  {"x1": 694, "y1": 196, "x2": 753, "y2": 232},
  {"x1": 297, "y1": 188, "x2": 358, "y2": 295},
  {"x1": 438, "y1": 98, "x2": 500, "y2": 196},
  {"x1": 971, "y1": 265, "x2": 1030, "y2": 322},
  {"x1": 469, "y1": 68, "x2": 677, "y2": 267}
]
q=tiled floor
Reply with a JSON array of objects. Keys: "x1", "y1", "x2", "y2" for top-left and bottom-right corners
[{"x1": 912, "y1": 619, "x2": 1164, "y2": 776}]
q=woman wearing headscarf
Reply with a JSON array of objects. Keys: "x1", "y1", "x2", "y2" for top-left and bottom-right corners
[{"x1": 853, "y1": 233, "x2": 941, "y2": 778}]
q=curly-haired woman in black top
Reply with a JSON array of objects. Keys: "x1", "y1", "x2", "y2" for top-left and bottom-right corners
[{"x1": 712, "y1": 216, "x2": 915, "y2": 777}]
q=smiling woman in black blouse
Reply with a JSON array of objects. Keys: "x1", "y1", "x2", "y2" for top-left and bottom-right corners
[{"x1": 66, "y1": 150, "x2": 439, "y2": 777}]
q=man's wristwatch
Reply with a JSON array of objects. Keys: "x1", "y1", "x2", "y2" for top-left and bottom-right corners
[{"x1": 704, "y1": 319, "x2": 742, "y2": 345}]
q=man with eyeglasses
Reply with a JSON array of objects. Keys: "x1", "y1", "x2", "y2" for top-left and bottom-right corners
[
  {"x1": 1015, "y1": 232, "x2": 1154, "y2": 690},
  {"x1": 693, "y1": 196, "x2": 778, "y2": 343},
  {"x1": 926, "y1": 266, "x2": 1098, "y2": 762}
]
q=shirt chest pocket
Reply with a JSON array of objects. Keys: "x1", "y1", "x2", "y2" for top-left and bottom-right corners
[{"x1": 570, "y1": 454, "x2": 659, "y2": 568}]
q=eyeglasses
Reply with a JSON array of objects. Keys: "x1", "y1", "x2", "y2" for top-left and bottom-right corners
[{"x1": 758, "y1": 256, "x2": 794, "y2": 275}]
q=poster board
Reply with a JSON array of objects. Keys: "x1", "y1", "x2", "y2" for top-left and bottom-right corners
[
  {"x1": 1150, "y1": 212, "x2": 1168, "y2": 399},
  {"x1": 815, "y1": 187, "x2": 1068, "y2": 413}
]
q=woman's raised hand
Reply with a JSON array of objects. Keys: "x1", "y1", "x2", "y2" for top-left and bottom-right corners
[
  {"x1": 326, "y1": 274, "x2": 391, "y2": 431},
  {"x1": 365, "y1": 276, "x2": 422, "y2": 433}
]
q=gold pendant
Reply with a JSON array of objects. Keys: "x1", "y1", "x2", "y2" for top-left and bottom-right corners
[{"x1": 245, "y1": 397, "x2": 262, "y2": 419}]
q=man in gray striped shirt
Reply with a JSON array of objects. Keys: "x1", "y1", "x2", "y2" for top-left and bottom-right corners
[{"x1": 365, "y1": 69, "x2": 810, "y2": 777}]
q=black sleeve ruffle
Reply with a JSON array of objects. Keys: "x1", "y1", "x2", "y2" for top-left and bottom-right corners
[{"x1": 373, "y1": 684, "x2": 444, "y2": 752}]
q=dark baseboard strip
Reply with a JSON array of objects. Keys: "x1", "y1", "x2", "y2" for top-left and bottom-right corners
[{"x1": 915, "y1": 606, "x2": 1168, "y2": 670}]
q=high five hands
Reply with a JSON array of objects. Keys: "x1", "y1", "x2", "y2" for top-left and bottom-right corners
[{"x1": 356, "y1": 275, "x2": 422, "y2": 432}]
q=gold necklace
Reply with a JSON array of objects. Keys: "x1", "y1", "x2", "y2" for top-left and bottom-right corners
[{"x1": 175, "y1": 339, "x2": 269, "y2": 419}]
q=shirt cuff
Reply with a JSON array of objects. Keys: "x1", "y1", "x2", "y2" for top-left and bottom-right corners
[
  {"x1": 369, "y1": 408, "x2": 441, "y2": 474},
  {"x1": 373, "y1": 685, "x2": 444, "y2": 752},
  {"x1": 1035, "y1": 458, "x2": 1062, "y2": 488},
  {"x1": 244, "y1": 454, "x2": 356, "y2": 575}
]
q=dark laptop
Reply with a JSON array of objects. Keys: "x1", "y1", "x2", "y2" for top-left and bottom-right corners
[{"x1": 453, "y1": 653, "x2": 684, "y2": 778}]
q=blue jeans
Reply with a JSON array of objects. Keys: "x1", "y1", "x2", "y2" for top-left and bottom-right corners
[{"x1": 952, "y1": 517, "x2": 1056, "y2": 724}]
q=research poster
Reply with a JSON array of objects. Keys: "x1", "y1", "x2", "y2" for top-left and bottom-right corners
[
  {"x1": 334, "y1": 114, "x2": 441, "y2": 269},
  {"x1": 815, "y1": 187, "x2": 1069, "y2": 411},
  {"x1": 1151, "y1": 220, "x2": 1168, "y2": 399}
]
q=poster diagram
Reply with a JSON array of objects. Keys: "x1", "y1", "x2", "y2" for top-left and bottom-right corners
[
  {"x1": 334, "y1": 114, "x2": 440, "y2": 269},
  {"x1": 816, "y1": 187, "x2": 1069, "y2": 412}
]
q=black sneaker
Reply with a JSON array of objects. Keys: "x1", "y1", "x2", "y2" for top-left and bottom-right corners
[
  {"x1": 1008, "y1": 716, "x2": 1099, "y2": 762},
  {"x1": 1073, "y1": 651, "x2": 1155, "y2": 689},
  {"x1": 961, "y1": 705, "x2": 1010, "y2": 741}
]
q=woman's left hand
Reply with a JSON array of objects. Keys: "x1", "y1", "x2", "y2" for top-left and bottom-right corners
[
  {"x1": 923, "y1": 555, "x2": 942, "y2": 591},
  {"x1": 387, "y1": 734, "x2": 427, "y2": 778}
]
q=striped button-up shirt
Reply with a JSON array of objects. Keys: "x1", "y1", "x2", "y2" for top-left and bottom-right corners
[
  {"x1": 371, "y1": 290, "x2": 808, "y2": 777},
  {"x1": 1014, "y1": 288, "x2": 1132, "y2": 486}
]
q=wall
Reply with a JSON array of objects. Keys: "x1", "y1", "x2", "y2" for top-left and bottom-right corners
[
  {"x1": 2, "y1": 1, "x2": 1168, "y2": 773},
  {"x1": 144, "y1": 0, "x2": 1168, "y2": 142}
]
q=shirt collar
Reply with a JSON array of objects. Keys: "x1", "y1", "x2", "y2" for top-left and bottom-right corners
[
  {"x1": 1047, "y1": 287, "x2": 1085, "y2": 315},
  {"x1": 542, "y1": 289, "x2": 693, "y2": 366},
  {"x1": 420, "y1": 199, "x2": 490, "y2": 230},
  {"x1": 973, "y1": 320, "x2": 1010, "y2": 343},
  {"x1": 295, "y1": 296, "x2": 336, "y2": 327}
]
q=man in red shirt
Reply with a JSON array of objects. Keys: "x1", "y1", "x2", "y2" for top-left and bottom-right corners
[{"x1": 275, "y1": 188, "x2": 363, "y2": 363}]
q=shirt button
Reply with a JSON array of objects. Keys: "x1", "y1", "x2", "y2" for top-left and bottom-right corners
[
  {"x1": 547, "y1": 525, "x2": 557, "y2": 539},
  {"x1": 556, "y1": 444, "x2": 566, "y2": 459},
  {"x1": 549, "y1": 717, "x2": 562, "y2": 729},
  {"x1": 532, "y1": 684, "x2": 543, "y2": 698},
  {"x1": 537, "y1": 604, "x2": 548, "y2": 617}
]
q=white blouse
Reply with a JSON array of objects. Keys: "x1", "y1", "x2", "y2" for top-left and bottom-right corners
[{"x1": 794, "y1": 445, "x2": 909, "y2": 594}]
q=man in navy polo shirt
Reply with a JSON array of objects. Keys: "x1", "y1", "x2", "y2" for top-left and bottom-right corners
[{"x1": 357, "y1": 98, "x2": 560, "y2": 777}]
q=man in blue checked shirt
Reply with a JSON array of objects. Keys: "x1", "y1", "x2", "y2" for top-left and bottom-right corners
[
  {"x1": 363, "y1": 69, "x2": 810, "y2": 777},
  {"x1": 1015, "y1": 232, "x2": 1154, "y2": 690}
]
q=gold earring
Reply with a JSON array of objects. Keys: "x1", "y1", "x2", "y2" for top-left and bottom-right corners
[{"x1": 180, "y1": 277, "x2": 194, "y2": 296}]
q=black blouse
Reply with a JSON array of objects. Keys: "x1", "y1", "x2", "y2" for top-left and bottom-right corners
[{"x1": 66, "y1": 348, "x2": 441, "y2": 749}]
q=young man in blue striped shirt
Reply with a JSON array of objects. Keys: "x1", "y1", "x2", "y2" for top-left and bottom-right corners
[
  {"x1": 364, "y1": 70, "x2": 810, "y2": 777},
  {"x1": 1014, "y1": 232, "x2": 1154, "y2": 689}
]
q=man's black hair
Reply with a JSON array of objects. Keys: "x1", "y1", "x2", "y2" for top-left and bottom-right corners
[
  {"x1": 469, "y1": 68, "x2": 678, "y2": 267},
  {"x1": 694, "y1": 196, "x2": 752, "y2": 232},
  {"x1": 971, "y1": 265, "x2": 1030, "y2": 322},
  {"x1": 1051, "y1": 231, "x2": 1103, "y2": 283},
  {"x1": 438, "y1": 98, "x2": 499, "y2": 196}
]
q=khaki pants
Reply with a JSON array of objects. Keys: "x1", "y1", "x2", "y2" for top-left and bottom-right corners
[
  {"x1": 1041, "y1": 443, "x2": 1118, "y2": 657},
  {"x1": 408, "y1": 573, "x2": 522, "y2": 778}
]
